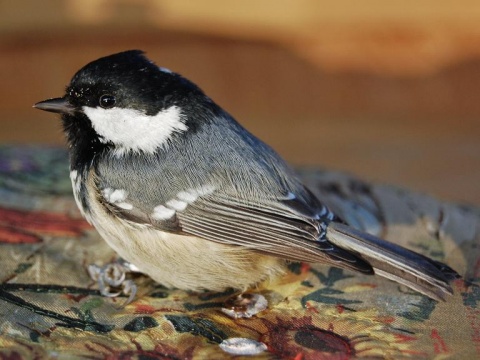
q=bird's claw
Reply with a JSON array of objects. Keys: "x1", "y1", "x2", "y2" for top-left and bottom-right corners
[{"x1": 88, "y1": 261, "x2": 138, "y2": 307}]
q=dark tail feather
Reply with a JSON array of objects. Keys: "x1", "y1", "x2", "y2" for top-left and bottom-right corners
[{"x1": 326, "y1": 222, "x2": 460, "y2": 301}]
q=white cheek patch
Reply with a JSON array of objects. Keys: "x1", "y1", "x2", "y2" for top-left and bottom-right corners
[
  {"x1": 102, "y1": 188, "x2": 133, "y2": 210},
  {"x1": 150, "y1": 186, "x2": 215, "y2": 221},
  {"x1": 83, "y1": 105, "x2": 187, "y2": 155}
]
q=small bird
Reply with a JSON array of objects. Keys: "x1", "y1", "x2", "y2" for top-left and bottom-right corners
[{"x1": 35, "y1": 50, "x2": 458, "y2": 301}]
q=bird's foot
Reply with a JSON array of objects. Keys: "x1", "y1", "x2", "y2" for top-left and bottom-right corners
[
  {"x1": 88, "y1": 260, "x2": 140, "y2": 307},
  {"x1": 221, "y1": 293, "x2": 268, "y2": 318}
]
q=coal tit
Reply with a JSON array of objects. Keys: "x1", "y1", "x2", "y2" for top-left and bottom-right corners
[{"x1": 35, "y1": 50, "x2": 459, "y2": 300}]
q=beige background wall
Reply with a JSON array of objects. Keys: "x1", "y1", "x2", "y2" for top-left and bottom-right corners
[{"x1": 1, "y1": 1, "x2": 479, "y2": 204}]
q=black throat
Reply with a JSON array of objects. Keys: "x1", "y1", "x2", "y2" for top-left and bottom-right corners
[{"x1": 62, "y1": 112, "x2": 109, "y2": 173}]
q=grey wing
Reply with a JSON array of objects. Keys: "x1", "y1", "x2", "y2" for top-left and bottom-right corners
[
  {"x1": 177, "y1": 191, "x2": 373, "y2": 273},
  {"x1": 96, "y1": 172, "x2": 373, "y2": 274}
]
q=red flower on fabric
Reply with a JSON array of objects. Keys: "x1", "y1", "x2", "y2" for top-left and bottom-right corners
[{"x1": 0, "y1": 207, "x2": 90, "y2": 244}]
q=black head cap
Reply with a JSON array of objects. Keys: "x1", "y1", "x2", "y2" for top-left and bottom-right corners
[
  {"x1": 34, "y1": 50, "x2": 221, "y2": 169},
  {"x1": 65, "y1": 50, "x2": 204, "y2": 115}
]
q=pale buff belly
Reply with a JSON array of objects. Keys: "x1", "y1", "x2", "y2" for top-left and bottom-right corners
[{"x1": 84, "y1": 175, "x2": 286, "y2": 291}]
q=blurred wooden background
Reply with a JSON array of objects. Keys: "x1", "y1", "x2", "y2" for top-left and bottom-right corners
[{"x1": 1, "y1": 0, "x2": 479, "y2": 204}]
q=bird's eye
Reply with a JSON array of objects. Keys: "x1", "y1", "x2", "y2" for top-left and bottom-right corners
[{"x1": 99, "y1": 94, "x2": 116, "y2": 109}]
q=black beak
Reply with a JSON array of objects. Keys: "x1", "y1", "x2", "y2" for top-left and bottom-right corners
[{"x1": 33, "y1": 97, "x2": 74, "y2": 115}]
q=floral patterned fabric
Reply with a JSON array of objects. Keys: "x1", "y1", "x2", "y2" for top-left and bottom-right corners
[{"x1": 0, "y1": 146, "x2": 478, "y2": 359}]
